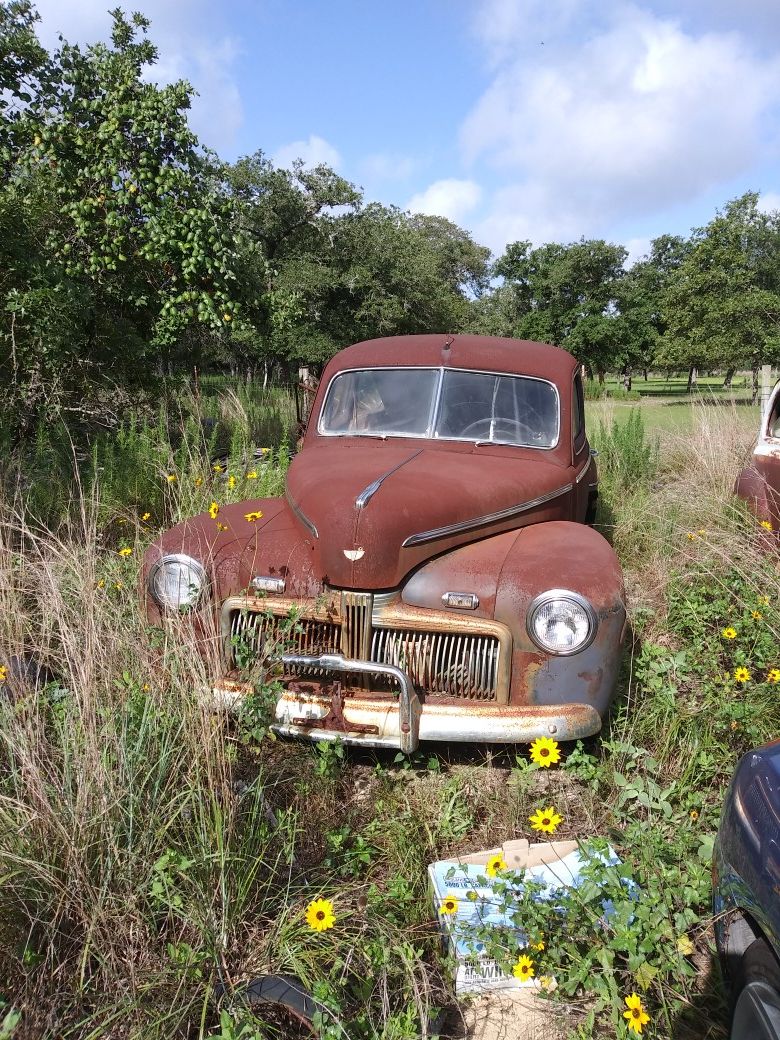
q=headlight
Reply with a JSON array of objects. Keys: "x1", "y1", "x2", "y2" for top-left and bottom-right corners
[
  {"x1": 527, "y1": 590, "x2": 597, "y2": 655},
  {"x1": 148, "y1": 553, "x2": 207, "y2": 611}
]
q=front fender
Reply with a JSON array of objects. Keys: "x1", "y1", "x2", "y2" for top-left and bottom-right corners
[{"x1": 402, "y1": 522, "x2": 625, "y2": 714}]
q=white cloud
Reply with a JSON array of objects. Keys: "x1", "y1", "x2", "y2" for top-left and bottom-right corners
[
  {"x1": 272, "y1": 135, "x2": 342, "y2": 171},
  {"x1": 465, "y1": 1, "x2": 780, "y2": 250},
  {"x1": 32, "y1": 0, "x2": 244, "y2": 152},
  {"x1": 407, "y1": 179, "x2": 483, "y2": 222},
  {"x1": 758, "y1": 191, "x2": 780, "y2": 215}
]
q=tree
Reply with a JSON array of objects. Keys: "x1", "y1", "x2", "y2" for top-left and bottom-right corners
[
  {"x1": 486, "y1": 238, "x2": 627, "y2": 378},
  {"x1": 0, "y1": 5, "x2": 245, "y2": 439},
  {"x1": 616, "y1": 234, "x2": 690, "y2": 381},
  {"x1": 659, "y1": 193, "x2": 780, "y2": 393}
]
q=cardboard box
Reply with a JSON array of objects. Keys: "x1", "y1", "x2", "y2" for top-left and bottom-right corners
[{"x1": 429, "y1": 838, "x2": 590, "y2": 994}]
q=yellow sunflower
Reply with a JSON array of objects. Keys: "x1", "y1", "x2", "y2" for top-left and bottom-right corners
[
  {"x1": 166, "y1": 473, "x2": 177, "y2": 483},
  {"x1": 623, "y1": 993, "x2": 650, "y2": 1035},
  {"x1": 227, "y1": 475, "x2": 236, "y2": 489},
  {"x1": 194, "y1": 476, "x2": 204, "y2": 488},
  {"x1": 245, "y1": 510, "x2": 264, "y2": 522},
  {"x1": 752, "y1": 610, "x2": 763, "y2": 620},
  {"x1": 512, "y1": 953, "x2": 535, "y2": 980},
  {"x1": 212, "y1": 463, "x2": 224, "y2": 473},
  {"x1": 216, "y1": 522, "x2": 229, "y2": 532},
  {"x1": 768, "y1": 668, "x2": 780, "y2": 684},
  {"x1": 722, "y1": 627, "x2": 737, "y2": 640},
  {"x1": 529, "y1": 736, "x2": 561, "y2": 767},
  {"x1": 485, "y1": 852, "x2": 507, "y2": 878},
  {"x1": 118, "y1": 546, "x2": 132, "y2": 557},
  {"x1": 529, "y1": 806, "x2": 562, "y2": 834},
  {"x1": 208, "y1": 501, "x2": 220, "y2": 520},
  {"x1": 760, "y1": 519, "x2": 773, "y2": 531},
  {"x1": 439, "y1": 895, "x2": 459, "y2": 915},
  {"x1": 733, "y1": 666, "x2": 751, "y2": 683},
  {"x1": 141, "y1": 511, "x2": 151, "y2": 521},
  {"x1": 246, "y1": 470, "x2": 258, "y2": 479},
  {"x1": 0, "y1": 665, "x2": 7, "y2": 684},
  {"x1": 759, "y1": 595, "x2": 771, "y2": 606},
  {"x1": 305, "y1": 897, "x2": 335, "y2": 932}
]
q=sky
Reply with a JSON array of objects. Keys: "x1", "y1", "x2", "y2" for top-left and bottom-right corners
[{"x1": 31, "y1": 0, "x2": 780, "y2": 264}]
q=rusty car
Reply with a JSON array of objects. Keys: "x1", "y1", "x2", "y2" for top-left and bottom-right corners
[
  {"x1": 143, "y1": 334, "x2": 626, "y2": 753},
  {"x1": 735, "y1": 380, "x2": 780, "y2": 532}
]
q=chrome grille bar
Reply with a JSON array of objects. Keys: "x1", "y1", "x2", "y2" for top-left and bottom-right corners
[
  {"x1": 369, "y1": 627, "x2": 499, "y2": 701},
  {"x1": 226, "y1": 608, "x2": 501, "y2": 701},
  {"x1": 340, "y1": 591, "x2": 373, "y2": 660},
  {"x1": 229, "y1": 610, "x2": 340, "y2": 675}
]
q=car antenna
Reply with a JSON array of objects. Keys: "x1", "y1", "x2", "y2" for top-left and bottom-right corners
[{"x1": 442, "y1": 334, "x2": 454, "y2": 358}]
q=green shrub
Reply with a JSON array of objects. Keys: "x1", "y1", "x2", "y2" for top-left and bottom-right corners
[{"x1": 593, "y1": 408, "x2": 659, "y2": 492}]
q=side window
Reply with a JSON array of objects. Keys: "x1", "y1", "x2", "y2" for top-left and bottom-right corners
[{"x1": 573, "y1": 374, "x2": 585, "y2": 446}]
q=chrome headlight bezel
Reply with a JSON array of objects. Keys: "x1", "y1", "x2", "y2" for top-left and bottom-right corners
[
  {"x1": 147, "y1": 553, "x2": 208, "y2": 612},
  {"x1": 526, "y1": 589, "x2": 598, "y2": 656}
]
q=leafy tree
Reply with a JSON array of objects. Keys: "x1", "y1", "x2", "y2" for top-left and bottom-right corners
[
  {"x1": 617, "y1": 234, "x2": 690, "y2": 381},
  {"x1": 659, "y1": 193, "x2": 780, "y2": 391},
  {"x1": 485, "y1": 238, "x2": 627, "y2": 378},
  {"x1": 0, "y1": 5, "x2": 244, "y2": 439}
]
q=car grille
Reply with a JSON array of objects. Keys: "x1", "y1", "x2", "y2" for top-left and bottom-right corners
[{"x1": 227, "y1": 607, "x2": 500, "y2": 702}]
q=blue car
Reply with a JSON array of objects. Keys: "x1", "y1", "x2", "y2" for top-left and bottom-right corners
[{"x1": 714, "y1": 740, "x2": 780, "y2": 1038}]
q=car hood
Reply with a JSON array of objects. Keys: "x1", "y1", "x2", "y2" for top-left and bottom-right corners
[{"x1": 285, "y1": 440, "x2": 572, "y2": 588}]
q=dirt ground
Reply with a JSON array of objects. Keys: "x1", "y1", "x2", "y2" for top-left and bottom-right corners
[{"x1": 444, "y1": 990, "x2": 572, "y2": 1040}]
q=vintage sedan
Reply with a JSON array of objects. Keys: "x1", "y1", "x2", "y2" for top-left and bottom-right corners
[
  {"x1": 143, "y1": 335, "x2": 626, "y2": 753},
  {"x1": 735, "y1": 380, "x2": 780, "y2": 530}
]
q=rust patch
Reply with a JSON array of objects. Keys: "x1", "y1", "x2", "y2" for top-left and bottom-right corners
[{"x1": 577, "y1": 667, "x2": 604, "y2": 701}]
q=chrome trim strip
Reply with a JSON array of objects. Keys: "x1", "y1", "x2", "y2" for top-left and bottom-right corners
[
  {"x1": 286, "y1": 491, "x2": 319, "y2": 539},
  {"x1": 575, "y1": 460, "x2": 591, "y2": 483},
  {"x1": 356, "y1": 449, "x2": 423, "y2": 509},
  {"x1": 401, "y1": 484, "x2": 572, "y2": 547}
]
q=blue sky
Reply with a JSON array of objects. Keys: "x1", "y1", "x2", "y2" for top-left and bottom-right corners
[{"x1": 33, "y1": 0, "x2": 780, "y2": 263}]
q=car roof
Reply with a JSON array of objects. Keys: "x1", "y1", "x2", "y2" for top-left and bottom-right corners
[{"x1": 324, "y1": 334, "x2": 578, "y2": 386}]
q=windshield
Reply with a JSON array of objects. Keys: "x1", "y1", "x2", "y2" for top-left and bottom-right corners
[{"x1": 319, "y1": 367, "x2": 559, "y2": 448}]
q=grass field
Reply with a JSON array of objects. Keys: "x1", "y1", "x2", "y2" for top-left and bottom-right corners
[{"x1": 0, "y1": 386, "x2": 776, "y2": 1039}]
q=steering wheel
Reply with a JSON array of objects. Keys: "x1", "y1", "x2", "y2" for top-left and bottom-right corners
[{"x1": 460, "y1": 417, "x2": 539, "y2": 443}]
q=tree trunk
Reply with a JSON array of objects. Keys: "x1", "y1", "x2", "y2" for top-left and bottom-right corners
[
  {"x1": 622, "y1": 366, "x2": 632, "y2": 392},
  {"x1": 643, "y1": 368, "x2": 648, "y2": 381},
  {"x1": 597, "y1": 370, "x2": 605, "y2": 385},
  {"x1": 752, "y1": 365, "x2": 760, "y2": 403},
  {"x1": 723, "y1": 367, "x2": 735, "y2": 388},
  {"x1": 686, "y1": 366, "x2": 697, "y2": 393}
]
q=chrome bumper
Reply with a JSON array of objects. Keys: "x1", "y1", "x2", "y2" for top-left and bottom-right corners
[
  {"x1": 212, "y1": 653, "x2": 604, "y2": 752},
  {"x1": 267, "y1": 655, "x2": 602, "y2": 750}
]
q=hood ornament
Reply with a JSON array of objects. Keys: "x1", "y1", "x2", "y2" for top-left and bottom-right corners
[{"x1": 343, "y1": 548, "x2": 365, "y2": 561}]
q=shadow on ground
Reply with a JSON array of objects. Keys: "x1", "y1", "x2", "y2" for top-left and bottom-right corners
[{"x1": 672, "y1": 950, "x2": 729, "y2": 1039}]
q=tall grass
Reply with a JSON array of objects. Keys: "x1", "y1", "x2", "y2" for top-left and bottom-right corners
[
  {"x1": 0, "y1": 469, "x2": 441, "y2": 1038},
  {"x1": 2, "y1": 392, "x2": 776, "y2": 1039},
  {"x1": 0, "y1": 379, "x2": 297, "y2": 529}
]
